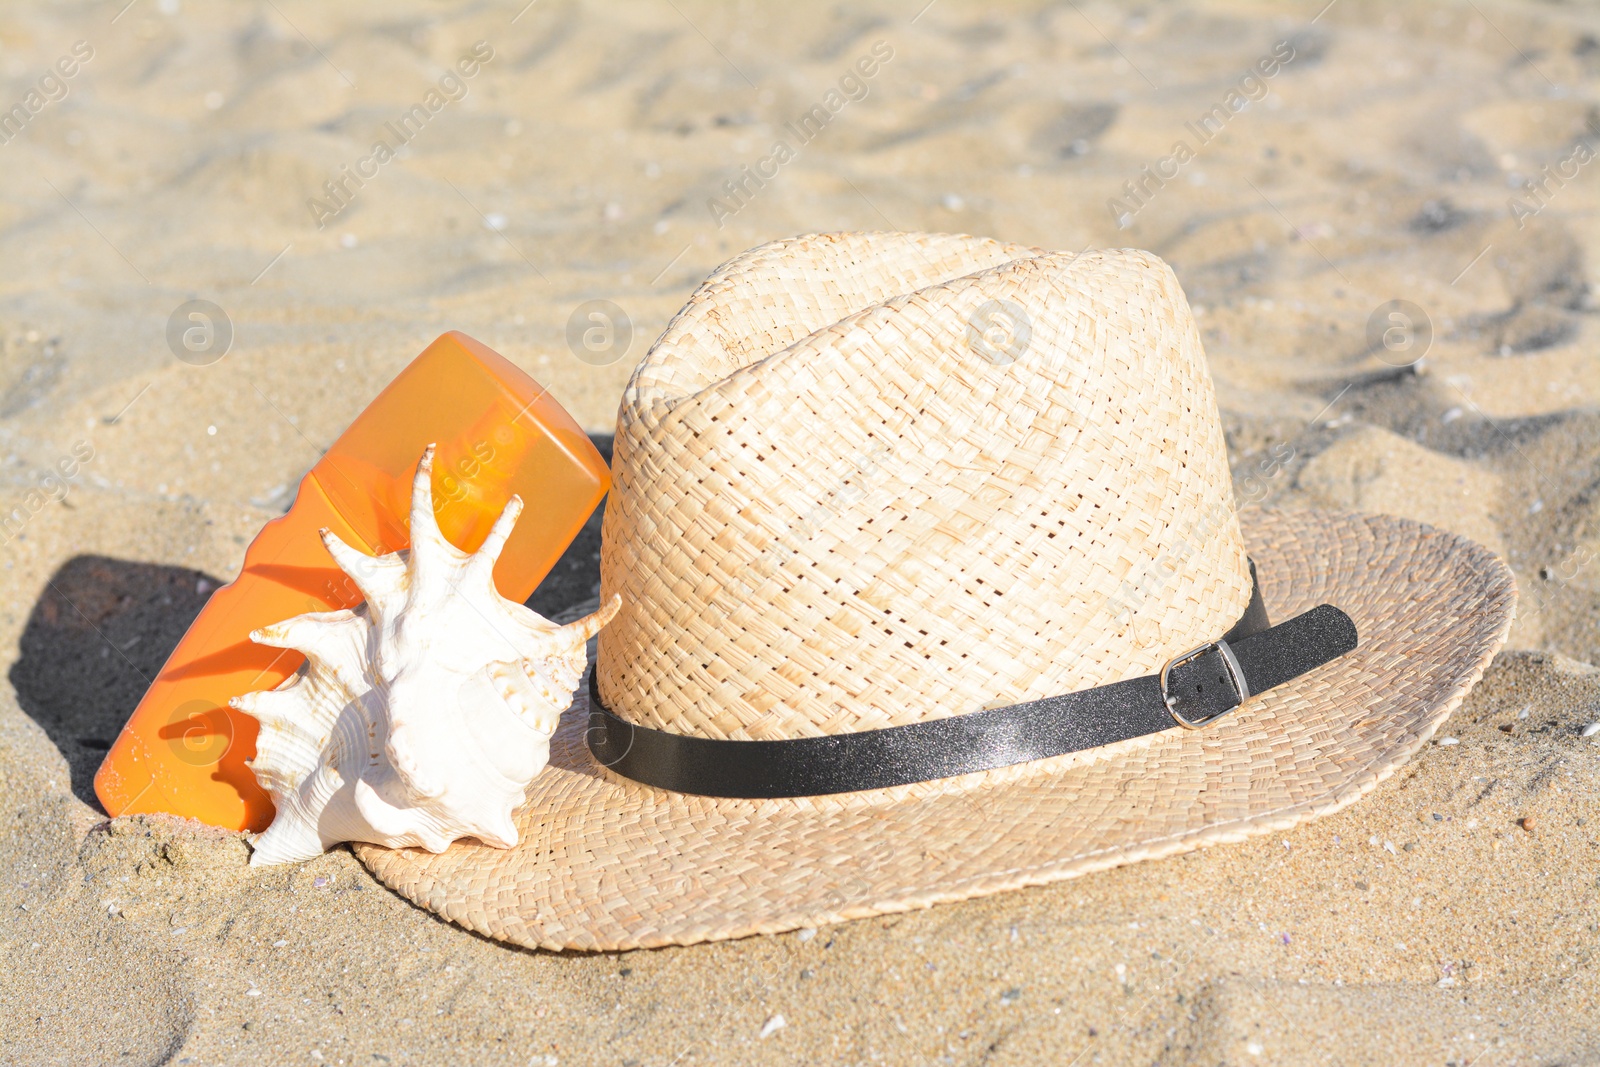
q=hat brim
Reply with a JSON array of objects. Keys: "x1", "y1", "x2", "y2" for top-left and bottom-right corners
[{"x1": 355, "y1": 508, "x2": 1515, "y2": 951}]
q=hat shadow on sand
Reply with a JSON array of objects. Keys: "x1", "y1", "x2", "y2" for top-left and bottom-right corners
[{"x1": 10, "y1": 434, "x2": 613, "y2": 812}]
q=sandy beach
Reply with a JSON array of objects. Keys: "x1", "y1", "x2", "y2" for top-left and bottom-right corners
[{"x1": 2, "y1": 0, "x2": 1599, "y2": 1062}]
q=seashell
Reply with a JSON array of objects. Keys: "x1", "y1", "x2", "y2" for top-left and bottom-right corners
[{"x1": 232, "y1": 444, "x2": 620, "y2": 866}]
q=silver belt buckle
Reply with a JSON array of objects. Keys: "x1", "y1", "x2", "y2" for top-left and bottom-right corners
[{"x1": 1160, "y1": 638, "x2": 1250, "y2": 730}]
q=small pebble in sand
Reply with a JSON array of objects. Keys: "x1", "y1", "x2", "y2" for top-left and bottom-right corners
[
  {"x1": 313, "y1": 877, "x2": 329, "y2": 888},
  {"x1": 1519, "y1": 817, "x2": 1536, "y2": 832},
  {"x1": 759, "y1": 1014, "x2": 786, "y2": 1039},
  {"x1": 1581, "y1": 722, "x2": 1600, "y2": 738},
  {"x1": 1437, "y1": 737, "x2": 1459, "y2": 746}
]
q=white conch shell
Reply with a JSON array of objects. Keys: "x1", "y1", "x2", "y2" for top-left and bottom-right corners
[{"x1": 232, "y1": 444, "x2": 619, "y2": 867}]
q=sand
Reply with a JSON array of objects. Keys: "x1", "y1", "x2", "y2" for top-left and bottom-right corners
[{"x1": 2, "y1": 0, "x2": 1599, "y2": 1062}]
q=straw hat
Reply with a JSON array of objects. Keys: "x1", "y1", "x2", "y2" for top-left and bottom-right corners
[{"x1": 356, "y1": 232, "x2": 1516, "y2": 951}]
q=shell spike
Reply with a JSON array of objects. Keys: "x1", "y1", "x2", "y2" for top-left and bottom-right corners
[
  {"x1": 468, "y1": 495, "x2": 523, "y2": 577},
  {"x1": 319, "y1": 527, "x2": 369, "y2": 577},
  {"x1": 230, "y1": 687, "x2": 303, "y2": 729},
  {"x1": 319, "y1": 528, "x2": 406, "y2": 607},
  {"x1": 522, "y1": 595, "x2": 621, "y2": 660},
  {"x1": 407, "y1": 443, "x2": 449, "y2": 552},
  {"x1": 567, "y1": 594, "x2": 622, "y2": 643},
  {"x1": 249, "y1": 609, "x2": 356, "y2": 654}
]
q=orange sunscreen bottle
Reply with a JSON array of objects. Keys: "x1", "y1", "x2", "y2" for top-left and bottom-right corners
[{"x1": 94, "y1": 331, "x2": 609, "y2": 832}]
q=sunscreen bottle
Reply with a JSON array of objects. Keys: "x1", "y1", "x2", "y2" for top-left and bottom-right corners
[{"x1": 94, "y1": 332, "x2": 609, "y2": 832}]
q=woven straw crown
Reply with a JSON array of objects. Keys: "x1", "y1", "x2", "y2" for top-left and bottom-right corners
[
  {"x1": 597, "y1": 232, "x2": 1253, "y2": 742},
  {"x1": 359, "y1": 231, "x2": 1516, "y2": 952}
]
